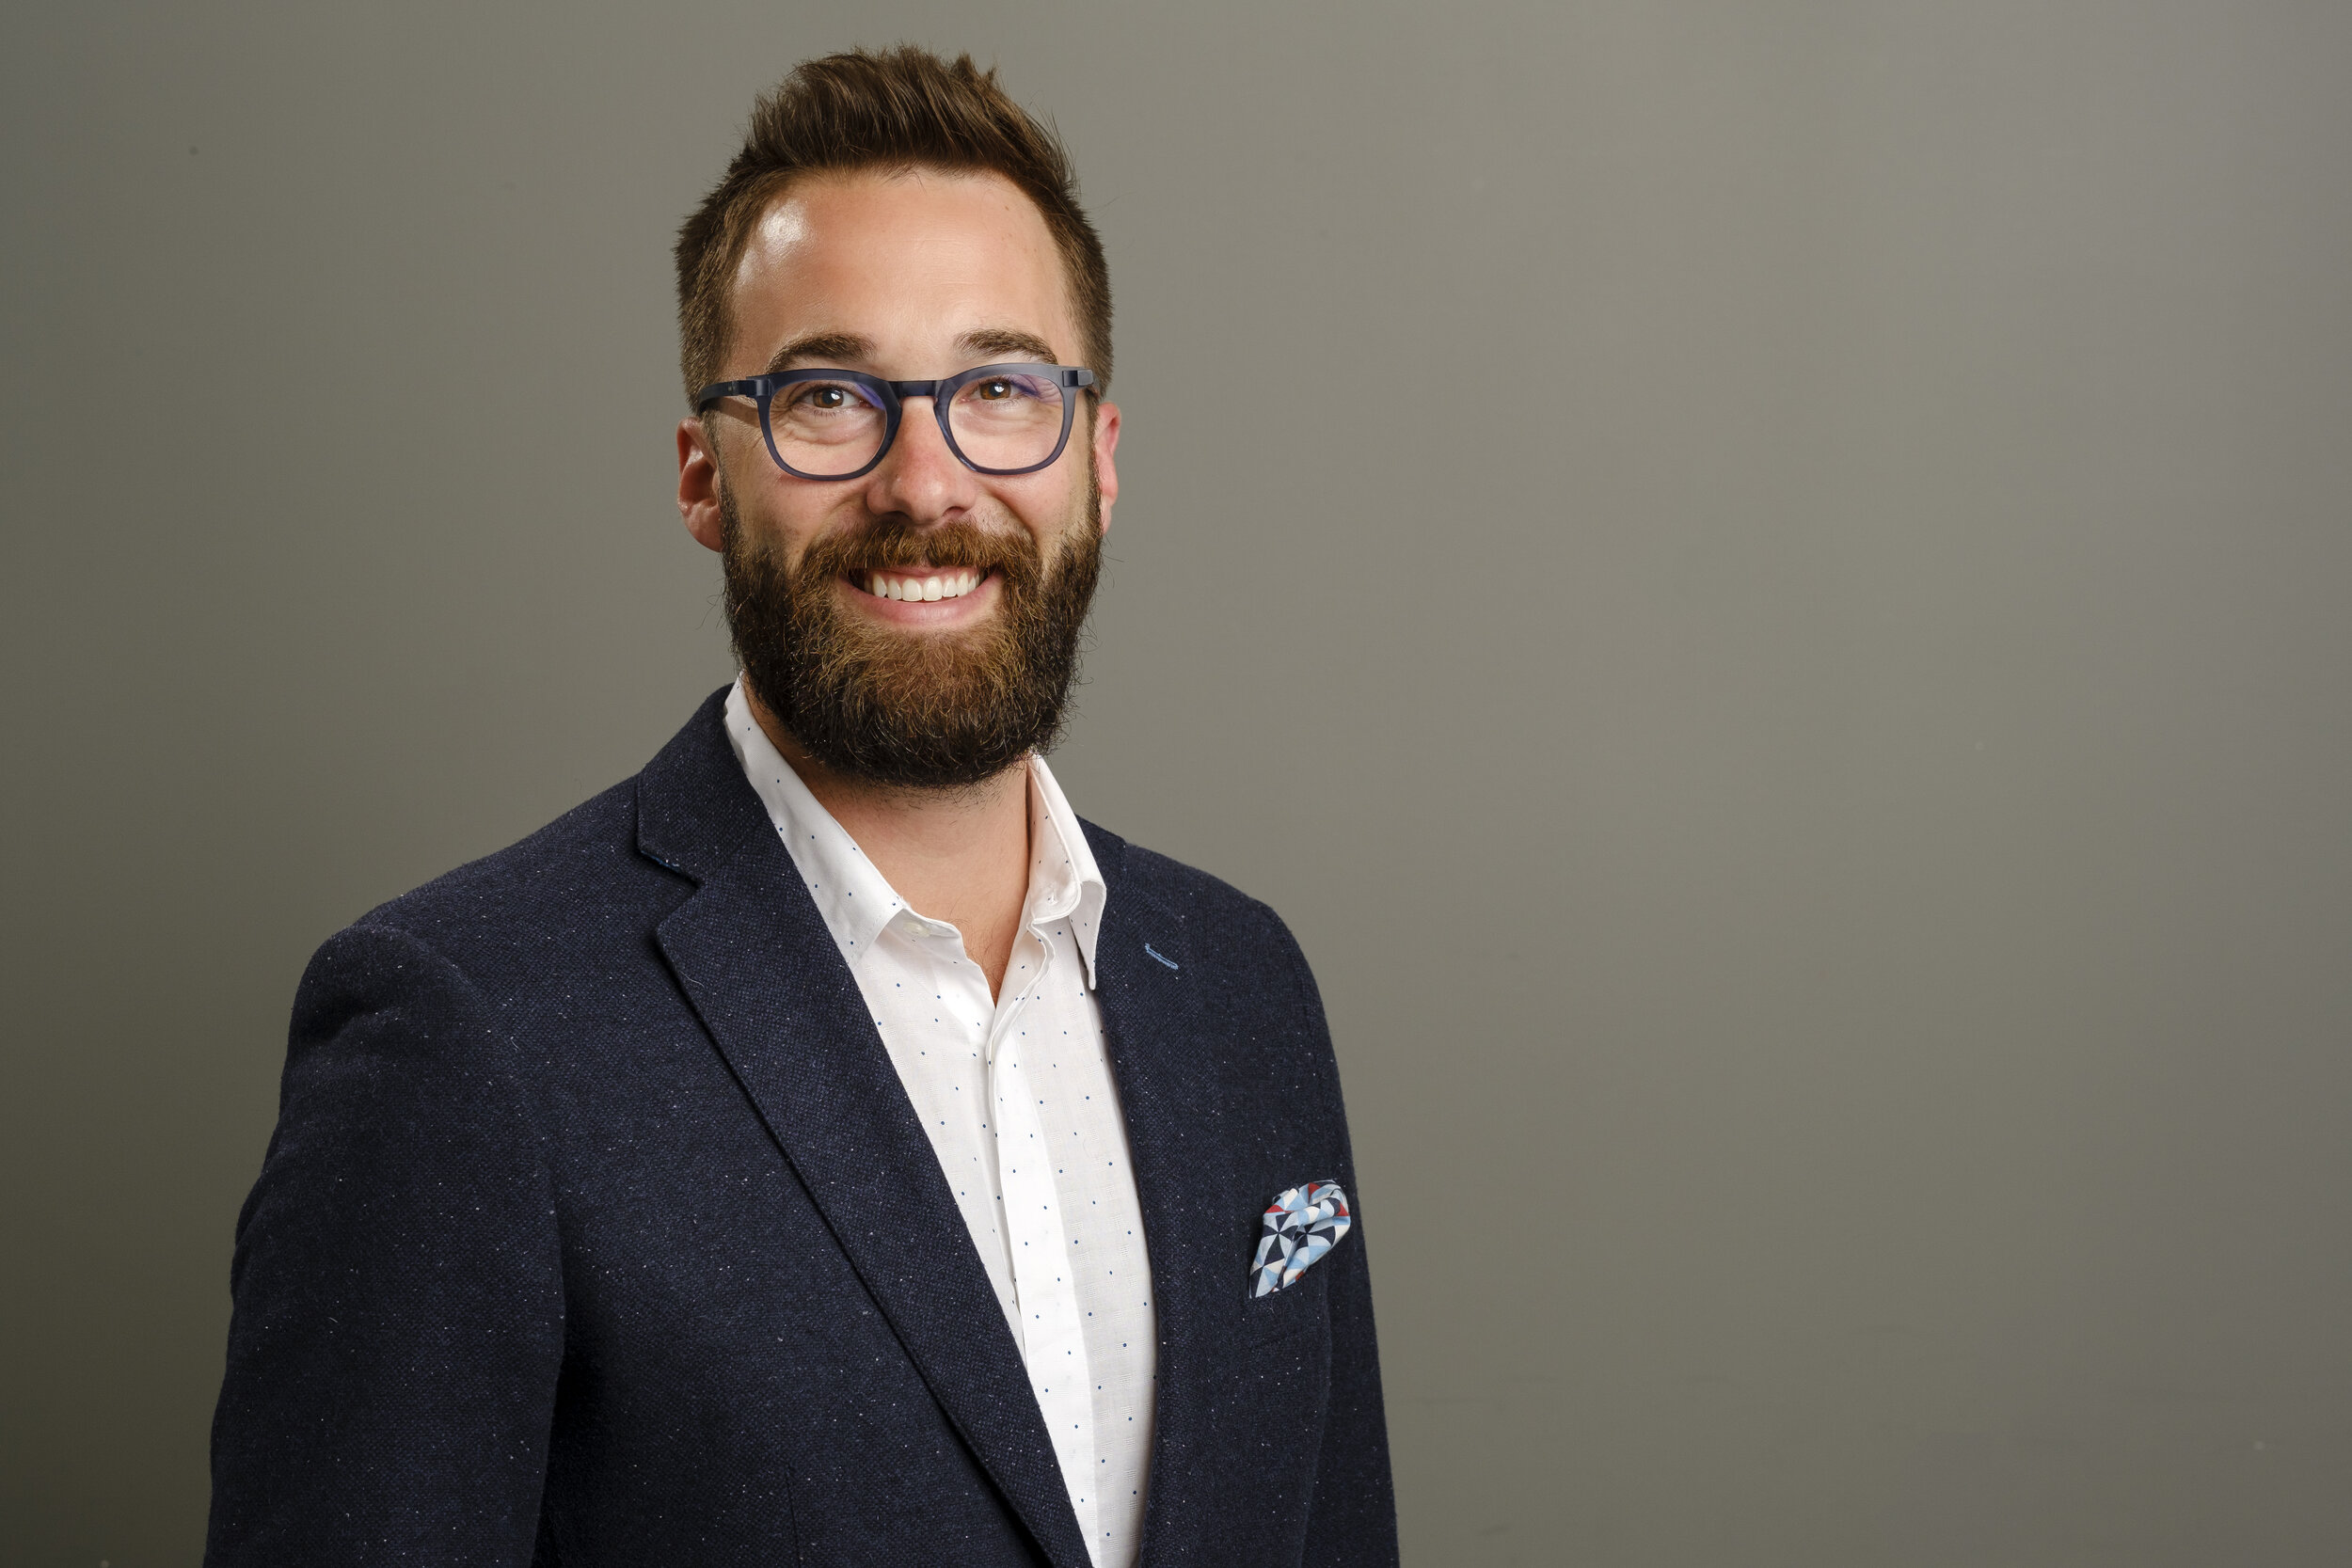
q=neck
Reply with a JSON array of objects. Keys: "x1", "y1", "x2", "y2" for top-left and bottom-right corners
[{"x1": 746, "y1": 682, "x2": 1032, "y2": 998}]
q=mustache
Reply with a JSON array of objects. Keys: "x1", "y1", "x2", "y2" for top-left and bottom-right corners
[{"x1": 791, "y1": 515, "x2": 1044, "y2": 586}]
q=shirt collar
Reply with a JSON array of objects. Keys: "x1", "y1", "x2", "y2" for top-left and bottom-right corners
[
  {"x1": 1024, "y1": 737, "x2": 1106, "y2": 988},
  {"x1": 723, "y1": 676, "x2": 1104, "y2": 987}
]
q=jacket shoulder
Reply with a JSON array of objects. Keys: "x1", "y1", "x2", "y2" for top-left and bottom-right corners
[
  {"x1": 364, "y1": 778, "x2": 647, "y2": 927},
  {"x1": 320, "y1": 776, "x2": 699, "y2": 1007},
  {"x1": 1081, "y1": 819, "x2": 1310, "y2": 978},
  {"x1": 344, "y1": 686, "x2": 745, "y2": 965}
]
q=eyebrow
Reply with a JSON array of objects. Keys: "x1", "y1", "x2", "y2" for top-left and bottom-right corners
[
  {"x1": 956, "y1": 327, "x2": 1060, "y2": 365},
  {"x1": 762, "y1": 332, "x2": 876, "y2": 375}
]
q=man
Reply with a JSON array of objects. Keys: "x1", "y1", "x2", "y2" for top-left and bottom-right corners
[{"x1": 207, "y1": 47, "x2": 1394, "y2": 1568}]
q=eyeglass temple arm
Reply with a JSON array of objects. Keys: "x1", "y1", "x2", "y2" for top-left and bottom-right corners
[{"x1": 692, "y1": 378, "x2": 764, "y2": 412}]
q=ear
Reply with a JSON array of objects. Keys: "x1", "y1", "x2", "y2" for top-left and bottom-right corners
[
  {"x1": 676, "y1": 418, "x2": 725, "y2": 554},
  {"x1": 1090, "y1": 399, "x2": 1121, "y2": 535}
]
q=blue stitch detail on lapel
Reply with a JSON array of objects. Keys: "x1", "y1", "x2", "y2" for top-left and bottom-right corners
[{"x1": 1144, "y1": 942, "x2": 1180, "y2": 971}]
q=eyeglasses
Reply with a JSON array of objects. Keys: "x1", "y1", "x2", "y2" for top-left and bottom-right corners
[{"x1": 695, "y1": 362, "x2": 1097, "y2": 481}]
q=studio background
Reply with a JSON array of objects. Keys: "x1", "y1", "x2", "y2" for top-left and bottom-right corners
[{"x1": 6, "y1": 4, "x2": 2350, "y2": 1563}]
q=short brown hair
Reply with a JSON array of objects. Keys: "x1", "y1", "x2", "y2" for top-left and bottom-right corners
[{"x1": 674, "y1": 47, "x2": 1112, "y2": 407}]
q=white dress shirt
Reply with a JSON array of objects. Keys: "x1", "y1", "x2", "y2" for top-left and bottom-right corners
[{"x1": 724, "y1": 679, "x2": 1157, "y2": 1568}]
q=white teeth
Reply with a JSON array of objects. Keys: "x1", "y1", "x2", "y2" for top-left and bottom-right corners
[{"x1": 866, "y1": 569, "x2": 983, "y2": 602}]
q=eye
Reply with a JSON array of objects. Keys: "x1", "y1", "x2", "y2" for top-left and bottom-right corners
[
  {"x1": 975, "y1": 378, "x2": 1016, "y2": 402},
  {"x1": 793, "y1": 384, "x2": 851, "y2": 411}
]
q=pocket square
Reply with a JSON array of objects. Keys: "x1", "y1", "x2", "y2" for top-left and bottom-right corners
[{"x1": 1250, "y1": 1180, "x2": 1351, "y2": 1298}]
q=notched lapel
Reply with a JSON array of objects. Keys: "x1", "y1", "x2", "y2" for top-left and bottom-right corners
[
  {"x1": 1089, "y1": 888, "x2": 1228, "y2": 1353},
  {"x1": 642, "y1": 703, "x2": 1092, "y2": 1568},
  {"x1": 1089, "y1": 833, "x2": 1308, "y2": 1560},
  {"x1": 1085, "y1": 824, "x2": 1348, "y2": 1562}
]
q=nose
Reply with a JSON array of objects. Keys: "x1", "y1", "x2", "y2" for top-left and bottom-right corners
[{"x1": 860, "y1": 395, "x2": 980, "y2": 525}]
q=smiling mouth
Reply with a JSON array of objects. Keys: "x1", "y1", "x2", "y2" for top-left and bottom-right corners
[{"x1": 856, "y1": 567, "x2": 989, "y2": 604}]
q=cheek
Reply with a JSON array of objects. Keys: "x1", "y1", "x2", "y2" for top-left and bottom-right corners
[
  {"x1": 736, "y1": 484, "x2": 858, "y2": 567},
  {"x1": 1003, "y1": 466, "x2": 1098, "y2": 551}
]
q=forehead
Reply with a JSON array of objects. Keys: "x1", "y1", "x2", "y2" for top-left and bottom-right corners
[{"x1": 727, "y1": 168, "x2": 1073, "y2": 371}]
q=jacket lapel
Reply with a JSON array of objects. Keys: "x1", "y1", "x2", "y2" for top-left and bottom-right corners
[
  {"x1": 638, "y1": 692, "x2": 1091, "y2": 1568},
  {"x1": 1081, "y1": 823, "x2": 1252, "y2": 1561}
]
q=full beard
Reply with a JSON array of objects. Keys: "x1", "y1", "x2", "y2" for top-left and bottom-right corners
[{"x1": 719, "y1": 472, "x2": 1103, "y2": 792}]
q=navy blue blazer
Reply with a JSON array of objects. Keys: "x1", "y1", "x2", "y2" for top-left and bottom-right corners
[{"x1": 207, "y1": 689, "x2": 1397, "y2": 1566}]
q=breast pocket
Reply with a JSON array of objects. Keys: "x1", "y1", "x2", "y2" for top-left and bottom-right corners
[{"x1": 1239, "y1": 1258, "x2": 1332, "y2": 1346}]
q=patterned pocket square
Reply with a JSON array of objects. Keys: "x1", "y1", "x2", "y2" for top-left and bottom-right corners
[{"x1": 1250, "y1": 1180, "x2": 1352, "y2": 1298}]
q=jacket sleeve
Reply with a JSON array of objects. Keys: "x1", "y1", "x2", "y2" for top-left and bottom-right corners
[
  {"x1": 1264, "y1": 911, "x2": 1402, "y2": 1567},
  {"x1": 206, "y1": 923, "x2": 563, "y2": 1567}
]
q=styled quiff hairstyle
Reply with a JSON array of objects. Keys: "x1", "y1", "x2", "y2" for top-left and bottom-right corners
[{"x1": 674, "y1": 46, "x2": 1112, "y2": 407}]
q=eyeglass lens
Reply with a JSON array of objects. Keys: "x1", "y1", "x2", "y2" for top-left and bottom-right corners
[{"x1": 770, "y1": 371, "x2": 1069, "y2": 478}]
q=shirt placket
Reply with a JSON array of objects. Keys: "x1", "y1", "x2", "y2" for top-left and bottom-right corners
[{"x1": 989, "y1": 919, "x2": 1099, "y2": 1560}]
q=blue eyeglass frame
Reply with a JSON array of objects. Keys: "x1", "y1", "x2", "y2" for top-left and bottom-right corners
[{"x1": 693, "y1": 362, "x2": 1097, "y2": 481}]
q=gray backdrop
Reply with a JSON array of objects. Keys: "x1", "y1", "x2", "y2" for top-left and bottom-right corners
[{"x1": 6, "y1": 4, "x2": 2349, "y2": 1563}]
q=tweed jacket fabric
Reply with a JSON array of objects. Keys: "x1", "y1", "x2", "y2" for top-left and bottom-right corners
[{"x1": 206, "y1": 689, "x2": 1398, "y2": 1567}]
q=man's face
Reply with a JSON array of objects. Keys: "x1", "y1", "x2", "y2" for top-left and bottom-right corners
[{"x1": 677, "y1": 168, "x2": 1121, "y2": 789}]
